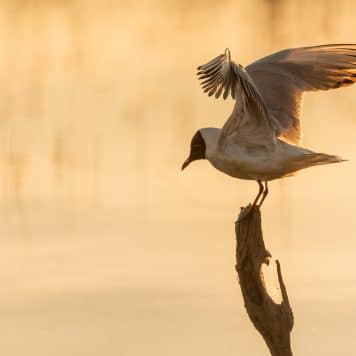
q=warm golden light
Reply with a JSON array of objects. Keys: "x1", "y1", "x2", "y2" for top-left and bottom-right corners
[{"x1": 1, "y1": 1, "x2": 356, "y2": 355}]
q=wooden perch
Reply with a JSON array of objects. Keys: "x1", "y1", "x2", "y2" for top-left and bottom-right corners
[{"x1": 235, "y1": 207, "x2": 294, "y2": 356}]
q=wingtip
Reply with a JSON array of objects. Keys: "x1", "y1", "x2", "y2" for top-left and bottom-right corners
[
  {"x1": 224, "y1": 48, "x2": 231, "y2": 61},
  {"x1": 334, "y1": 156, "x2": 348, "y2": 163}
]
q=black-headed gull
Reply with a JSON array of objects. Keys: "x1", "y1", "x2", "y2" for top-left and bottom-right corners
[{"x1": 182, "y1": 45, "x2": 355, "y2": 207}]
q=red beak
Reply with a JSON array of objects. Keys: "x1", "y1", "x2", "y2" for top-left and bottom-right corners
[{"x1": 181, "y1": 157, "x2": 191, "y2": 170}]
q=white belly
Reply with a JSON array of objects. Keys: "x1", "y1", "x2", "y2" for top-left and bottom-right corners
[
  {"x1": 209, "y1": 154, "x2": 284, "y2": 180},
  {"x1": 207, "y1": 141, "x2": 305, "y2": 181}
]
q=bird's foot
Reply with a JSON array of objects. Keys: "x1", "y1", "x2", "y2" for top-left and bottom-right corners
[{"x1": 237, "y1": 203, "x2": 256, "y2": 222}]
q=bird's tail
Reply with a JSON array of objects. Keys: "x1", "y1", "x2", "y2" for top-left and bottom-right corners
[
  {"x1": 293, "y1": 152, "x2": 346, "y2": 171},
  {"x1": 283, "y1": 151, "x2": 346, "y2": 178},
  {"x1": 302, "y1": 152, "x2": 345, "y2": 166}
]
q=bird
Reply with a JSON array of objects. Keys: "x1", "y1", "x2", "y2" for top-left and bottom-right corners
[{"x1": 182, "y1": 45, "x2": 356, "y2": 210}]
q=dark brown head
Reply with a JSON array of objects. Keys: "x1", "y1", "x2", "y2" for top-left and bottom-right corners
[{"x1": 181, "y1": 130, "x2": 206, "y2": 170}]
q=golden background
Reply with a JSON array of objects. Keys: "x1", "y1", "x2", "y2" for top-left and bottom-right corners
[{"x1": 1, "y1": 1, "x2": 356, "y2": 355}]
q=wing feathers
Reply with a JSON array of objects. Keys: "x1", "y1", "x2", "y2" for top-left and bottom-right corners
[
  {"x1": 197, "y1": 50, "x2": 272, "y2": 122},
  {"x1": 246, "y1": 44, "x2": 356, "y2": 143},
  {"x1": 196, "y1": 45, "x2": 356, "y2": 145}
]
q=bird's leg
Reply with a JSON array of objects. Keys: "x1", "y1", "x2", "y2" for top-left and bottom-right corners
[
  {"x1": 251, "y1": 180, "x2": 264, "y2": 209},
  {"x1": 257, "y1": 181, "x2": 269, "y2": 207},
  {"x1": 237, "y1": 180, "x2": 264, "y2": 222}
]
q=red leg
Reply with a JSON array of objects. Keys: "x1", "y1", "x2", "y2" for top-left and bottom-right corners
[
  {"x1": 251, "y1": 180, "x2": 264, "y2": 208},
  {"x1": 258, "y1": 181, "x2": 269, "y2": 207}
]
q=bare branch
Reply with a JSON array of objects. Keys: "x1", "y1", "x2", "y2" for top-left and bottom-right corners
[{"x1": 235, "y1": 207, "x2": 293, "y2": 356}]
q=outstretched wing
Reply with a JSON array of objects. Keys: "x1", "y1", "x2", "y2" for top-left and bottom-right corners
[
  {"x1": 197, "y1": 49, "x2": 278, "y2": 143},
  {"x1": 246, "y1": 44, "x2": 356, "y2": 144}
]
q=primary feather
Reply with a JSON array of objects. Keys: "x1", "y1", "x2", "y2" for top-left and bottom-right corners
[{"x1": 197, "y1": 49, "x2": 274, "y2": 131}]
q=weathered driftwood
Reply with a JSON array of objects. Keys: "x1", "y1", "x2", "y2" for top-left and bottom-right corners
[{"x1": 235, "y1": 207, "x2": 294, "y2": 356}]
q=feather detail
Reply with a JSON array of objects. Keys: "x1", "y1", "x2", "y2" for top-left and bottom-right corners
[{"x1": 196, "y1": 49, "x2": 274, "y2": 130}]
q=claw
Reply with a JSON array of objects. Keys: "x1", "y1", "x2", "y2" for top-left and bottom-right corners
[{"x1": 236, "y1": 204, "x2": 255, "y2": 222}]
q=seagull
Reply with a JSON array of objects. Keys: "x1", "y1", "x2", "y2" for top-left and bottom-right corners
[{"x1": 182, "y1": 45, "x2": 356, "y2": 209}]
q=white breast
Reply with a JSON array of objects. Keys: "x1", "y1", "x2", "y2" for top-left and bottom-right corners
[{"x1": 207, "y1": 140, "x2": 297, "y2": 181}]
